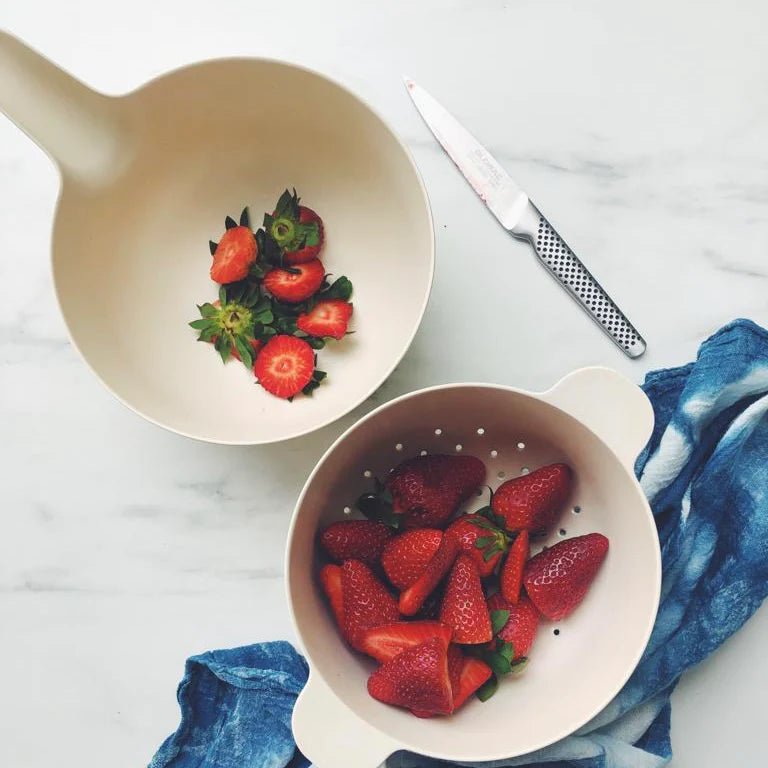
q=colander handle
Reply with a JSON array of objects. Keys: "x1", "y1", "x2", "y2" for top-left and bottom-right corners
[
  {"x1": 541, "y1": 366, "x2": 654, "y2": 470},
  {"x1": 293, "y1": 673, "x2": 398, "y2": 768}
]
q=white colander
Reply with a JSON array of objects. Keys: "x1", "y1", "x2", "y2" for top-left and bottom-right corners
[{"x1": 286, "y1": 367, "x2": 661, "y2": 766}]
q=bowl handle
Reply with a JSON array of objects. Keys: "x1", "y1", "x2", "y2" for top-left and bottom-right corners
[
  {"x1": 293, "y1": 673, "x2": 398, "y2": 768},
  {"x1": 540, "y1": 366, "x2": 654, "y2": 471},
  {"x1": 0, "y1": 30, "x2": 129, "y2": 184}
]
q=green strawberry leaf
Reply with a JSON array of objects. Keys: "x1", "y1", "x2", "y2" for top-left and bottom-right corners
[
  {"x1": 475, "y1": 536, "x2": 495, "y2": 548},
  {"x1": 189, "y1": 318, "x2": 211, "y2": 330},
  {"x1": 214, "y1": 335, "x2": 231, "y2": 363},
  {"x1": 209, "y1": 240, "x2": 218, "y2": 255},
  {"x1": 199, "y1": 303, "x2": 217, "y2": 319},
  {"x1": 490, "y1": 609, "x2": 510, "y2": 636},
  {"x1": 484, "y1": 543, "x2": 503, "y2": 562},
  {"x1": 357, "y1": 491, "x2": 400, "y2": 529},
  {"x1": 485, "y1": 652, "x2": 512, "y2": 677},
  {"x1": 234, "y1": 336, "x2": 253, "y2": 368},
  {"x1": 239, "y1": 207, "x2": 250, "y2": 228},
  {"x1": 308, "y1": 337, "x2": 326, "y2": 350},
  {"x1": 198, "y1": 327, "x2": 217, "y2": 343},
  {"x1": 476, "y1": 675, "x2": 499, "y2": 702},
  {"x1": 218, "y1": 285, "x2": 228, "y2": 305},
  {"x1": 498, "y1": 640, "x2": 515, "y2": 662},
  {"x1": 298, "y1": 221, "x2": 320, "y2": 247},
  {"x1": 321, "y1": 276, "x2": 353, "y2": 301},
  {"x1": 225, "y1": 215, "x2": 237, "y2": 230},
  {"x1": 274, "y1": 189, "x2": 298, "y2": 219}
]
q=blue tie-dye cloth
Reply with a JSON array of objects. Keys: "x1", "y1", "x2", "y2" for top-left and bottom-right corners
[{"x1": 150, "y1": 319, "x2": 768, "y2": 768}]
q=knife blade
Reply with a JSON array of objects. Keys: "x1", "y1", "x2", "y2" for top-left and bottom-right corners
[{"x1": 404, "y1": 78, "x2": 646, "y2": 359}]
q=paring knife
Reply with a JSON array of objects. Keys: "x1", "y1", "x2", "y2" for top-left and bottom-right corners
[{"x1": 404, "y1": 78, "x2": 646, "y2": 358}]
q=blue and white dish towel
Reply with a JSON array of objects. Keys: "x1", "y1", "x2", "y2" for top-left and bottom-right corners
[{"x1": 150, "y1": 319, "x2": 768, "y2": 768}]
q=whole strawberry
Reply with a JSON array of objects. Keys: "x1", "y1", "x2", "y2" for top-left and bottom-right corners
[
  {"x1": 381, "y1": 528, "x2": 443, "y2": 591},
  {"x1": 320, "y1": 520, "x2": 392, "y2": 567},
  {"x1": 439, "y1": 554, "x2": 492, "y2": 644},
  {"x1": 359, "y1": 620, "x2": 452, "y2": 663},
  {"x1": 524, "y1": 533, "x2": 609, "y2": 621},
  {"x1": 446, "y1": 513, "x2": 508, "y2": 577},
  {"x1": 399, "y1": 537, "x2": 459, "y2": 616},
  {"x1": 264, "y1": 189, "x2": 324, "y2": 265},
  {"x1": 367, "y1": 636, "x2": 453, "y2": 716},
  {"x1": 341, "y1": 559, "x2": 400, "y2": 650},
  {"x1": 358, "y1": 454, "x2": 486, "y2": 530},
  {"x1": 492, "y1": 463, "x2": 573, "y2": 535},
  {"x1": 487, "y1": 592, "x2": 539, "y2": 658}
]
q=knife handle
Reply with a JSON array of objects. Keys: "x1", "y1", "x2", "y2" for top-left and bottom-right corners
[{"x1": 513, "y1": 203, "x2": 646, "y2": 358}]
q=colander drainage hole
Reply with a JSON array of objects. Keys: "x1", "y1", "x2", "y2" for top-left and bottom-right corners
[
  {"x1": 521, "y1": 466, "x2": 530, "y2": 475},
  {"x1": 363, "y1": 470, "x2": 372, "y2": 478},
  {"x1": 343, "y1": 506, "x2": 352, "y2": 515},
  {"x1": 434, "y1": 428, "x2": 442, "y2": 436},
  {"x1": 476, "y1": 488, "x2": 484, "y2": 496},
  {"x1": 420, "y1": 449, "x2": 428, "y2": 456},
  {"x1": 517, "y1": 442, "x2": 526, "y2": 451},
  {"x1": 476, "y1": 427, "x2": 485, "y2": 435},
  {"x1": 455, "y1": 444, "x2": 463, "y2": 452},
  {"x1": 559, "y1": 528, "x2": 566, "y2": 536},
  {"x1": 395, "y1": 443, "x2": 403, "y2": 452},
  {"x1": 573, "y1": 505, "x2": 582, "y2": 515},
  {"x1": 490, "y1": 449, "x2": 499, "y2": 458},
  {"x1": 553, "y1": 628, "x2": 560, "y2": 636},
  {"x1": 497, "y1": 470, "x2": 506, "y2": 479}
]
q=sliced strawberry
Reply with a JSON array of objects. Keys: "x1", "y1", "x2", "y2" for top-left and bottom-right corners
[
  {"x1": 492, "y1": 463, "x2": 573, "y2": 535},
  {"x1": 297, "y1": 299, "x2": 353, "y2": 340},
  {"x1": 263, "y1": 258, "x2": 325, "y2": 304},
  {"x1": 524, "y1": 533, "x2": 609, "y2": 620},
  {"x1": 359, "y1": 621, "x2": 452, "y2": 663},
  {"x1": 487, "y1": 592, "x2": 539, "y2": 658},
  {"x1": 210, "y1": 226, "x2": 257, "y2": 284},
  {"x1": 319, "y1": 520, "x2": 393, "y2": 567},
  {"x1": 319, "y1": 564, "x2": 344, "y2": 629},
  {"x1": 399, "y1": 536, "x2": 459, "y2": 616},
  {"x1": 446, "y1": 514, "x2": 508, "y2": 578},
  {"x1": 381, "y1": 529, "x2": 443, "y2": 591},
  {"x1": 440, "y1": 555, "x2": 492, "y2": 645},
  {"x1": 500, "y1": 530, "x2": 529, "y2": 604},
  {"x1": 341, "y1": 559, "x2": 399, "y2": 650},
  {"x1": 452, "y1": 656, "x2": 493, "y2": 711},
  {"x1": 367, "y1": 637, "x2": 453, "y2": 716},
  {"x1": 254, "y1": 335, "x2": 314, "y2": 399}
]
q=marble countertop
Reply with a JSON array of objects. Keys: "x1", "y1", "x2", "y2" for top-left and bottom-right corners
[{"x1": 1, "y1": 1, "x2": 767, "y2": 765}]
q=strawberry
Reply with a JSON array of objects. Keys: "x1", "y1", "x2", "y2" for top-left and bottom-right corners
[
  {"x1": 358, "y1": 454, "x2": 486, "y2": 530},
  {"x1": 319, "y1": 563, "x2": 345, "y2": 630},
  {"x1": 491, "y1": 463, "x2": 573, "y2": 535},
  {"x1": 264, "y1": 190, "x2": 324, "y2": 265},
  {"x1": 399, "y1": 536, "x2": 460, "y2": 616},
  {"x1": 447, "y1": 644, "x2": 464, "y2": 695},
  {"x1": 359, "y1": 621, "x2": 452, "y2": 663},
  {"x1": 451, "y1": 655, "x2": 492, "y2": 711},
  {"x1": 381, "y1": 528, "x2": 443, "y2": 591},
  {"x1": 254, "y1": 335, "x2": 315, "y2": 399},
  {"x1": 263, "y1": 258, "x2": 325, "y2": 304},
  {"x1": 367, "y1": 637, "x2": 453, "y2": 716},
  {"x1": 524, "y1": 533, "x2": 609, "y2": 620},
  {"x1": 341, "y1": 559, "x2": 399, "y2": 650},
  {"x1": 297, "y1": 299, "x2": 353, "y2": 340},
  {"x1": 189, "y1": 290, "x2": 272, "y2": 369},
  {"x1": 210, "y1": 225, "x2": 257, "y2": 284},
  {"x1": 446, "y1": 514, "x2": 508, "y2": 578},
  {"x1": 319, "y1": 520, "x2": 392, "y2": 567},
  {"x1": 500, "y1": 530, "x2": 529, "y2": 604},
  {"x1": 440, "y1": 555, "x2": 492, "y2": 644},
  {"x1": 487, "y1": 592, "x2": 539, "y2": 658}
]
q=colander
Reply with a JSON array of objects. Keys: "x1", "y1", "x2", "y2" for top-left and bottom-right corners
[{"x1": 287, "y1": 367, "x2": 661, "y2": 766}]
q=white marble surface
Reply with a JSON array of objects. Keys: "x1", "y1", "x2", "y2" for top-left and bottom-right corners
[{"x1": 1, "y1": 1, "x2": 767, "y2": 765}]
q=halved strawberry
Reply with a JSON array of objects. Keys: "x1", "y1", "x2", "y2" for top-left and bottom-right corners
[
  {"x1": 297, "y1": 299, "x2": 353, "y2": 340},
  {"x1": 446, "y1": 513, "x2": 508, "y2": 578},
  {"x1": 452, "y1": 656, "x2": 493, "y2": 711},
  {"x1": 319, "y1": 564, "x2": 344, "y2": 630},
  {"x1": 265, "y1": 190, "x2": 324, "y2": 265},
  {"x1": 524, "y1": 533, "x2": 609, "y2": 620},
  {"x1": 320, "y1": 520, "x2": 393, "y2": 567},
  {"x1": 500, "y1": 530, "x2": 529, "y2": 604},
  {"x1": 487, "y1": 592, "x2": 539, "y2": 658},
  {"x1": 399, "y1": 536, "x2": 459, "y2": 616},
  {"x1": 367, "y1": 637, "x2": 453, "y2": 716},
  {"x1": 263, "y1": 259, "x2": 325, "y2": 304},
  {"x1": 359, "y1": 621, "x2": 452, "y2": 663},
  {"x1": 210, "y1": 225, "x2": 257, "y2": 284},
  {"x1": 254, "y1": 335, "x2": 314, "y2": 399},
  {"x1": 492, "y1": 463, "x2": 573, "y2": 535},
  {"x1": 381, "y1": 529, "x2": 443, "y2": 591},
  {"x1": 341, "y1": 559, "x2": 400, "y2": 650},
  {"x1": 439, "y1": 555, "x2": 492, "y2": 645}
]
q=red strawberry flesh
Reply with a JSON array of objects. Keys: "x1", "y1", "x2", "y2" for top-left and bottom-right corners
[
  {"x1": 319, "y1": 564, "x2": 344, "y2": 629},
  {"x1": 254, "y1": 335, "x2": 314, "y2": 399},
  {"x1": 524, "y1": 533, "x2": 609, "y2": 621},
  {"x1": 501, "y1": 529, "x2": 529, "y2": 604},
  {"x1": 381, "y1": 528, "x2": 443, "y2": 591},
  {"x1": 367, "y1": 636, "x2": 453, "y2": 716},
  {"x1": 263, "y1": 258, "x2": 325, "y2": 304},
  {"x1": 452, "y1": 656, "x2": 493, "y2": 711},
  {"x1": 320, "y1": 520, "x2": 392, "y2": 567},
  {"x1": 399, "y1": 536, "x2": 459, "y2": 616},
  {"x1": 210, "y1": 226, "x2": 257, "y2": 284},
  {"x1": 297, "y1": 299, "x2": 352, "y2": 340},
  {"x1": 359, "y1": 621, "x2": 452, "y2": 663}
]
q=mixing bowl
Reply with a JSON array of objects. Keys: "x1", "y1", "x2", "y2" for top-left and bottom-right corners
[
  {"x1": 0, "y1": 31, "x2": 433, "y2": 443},
  {"x1": 287, "y1": 367, "x2": 661, "y2": 766}
]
